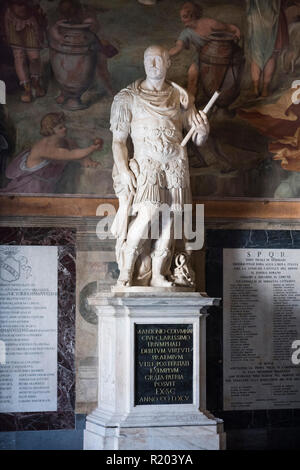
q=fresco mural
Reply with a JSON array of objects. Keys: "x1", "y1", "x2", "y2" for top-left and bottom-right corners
[{"x1": 0, "y1": 0, "x2": 300, "y2": 198}]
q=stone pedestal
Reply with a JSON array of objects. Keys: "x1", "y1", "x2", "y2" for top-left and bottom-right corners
[{"x1": 84, "y1": 291, "x2": 225, "y2": 450}]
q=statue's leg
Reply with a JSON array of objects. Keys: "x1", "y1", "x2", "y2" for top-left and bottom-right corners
[
  {"x1": 117, "y1": 246, "x2": 141, "y2": 287},
  {"x1": 117, "y1": 207, "x2": 151, "y2": 287},
  {"x1": 134, "y1": 241, "x2": 152, "y2": 286},
  {"x1": 150, "y1": 214, "x2": 174, "y2": 287}
]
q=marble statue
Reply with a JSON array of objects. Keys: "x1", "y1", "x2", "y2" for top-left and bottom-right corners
[{"x1": 110, "y1": 45, "x2": 210, "y2": 289}]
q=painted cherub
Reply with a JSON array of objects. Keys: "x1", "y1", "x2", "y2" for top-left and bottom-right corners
[
  {"x1": 169, "y1": 1, "x2": 240, "y2": 96},
  {"x1": 1, "y1": 112, "x2": 102, "y2": 194}
]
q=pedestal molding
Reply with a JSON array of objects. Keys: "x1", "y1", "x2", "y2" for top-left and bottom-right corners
[{"x1": 84, "y1": 292, "x2": 225, "y2": 450}]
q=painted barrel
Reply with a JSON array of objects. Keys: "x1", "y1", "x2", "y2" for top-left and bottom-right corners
[
  {"x1": 49, "y1": 20, "x2": 97, "y2": 110},
  {"x1": 199, "y1": 32, "x2": 245, "y2": 108}
]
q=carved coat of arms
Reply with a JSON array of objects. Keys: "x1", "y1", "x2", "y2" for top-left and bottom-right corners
[{"x1": 0, "y1": 247, "x2": 32, "y2": 282}]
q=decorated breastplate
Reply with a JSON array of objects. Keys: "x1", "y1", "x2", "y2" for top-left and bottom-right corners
[
  {"x1": 131, "y1": 117, "x2": 185, "y2": 161},
  {"x1": 130, "y1": 88, "x2": 185, "y2": 161}
]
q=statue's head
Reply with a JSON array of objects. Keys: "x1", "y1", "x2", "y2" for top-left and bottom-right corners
[{"x1": 144, "y1": 45, "x2": 171, "y2": 81}]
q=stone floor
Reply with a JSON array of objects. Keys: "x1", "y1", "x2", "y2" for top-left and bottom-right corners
[{"x1": 0, "y1": 414, "x2": 299, "y2": 450}]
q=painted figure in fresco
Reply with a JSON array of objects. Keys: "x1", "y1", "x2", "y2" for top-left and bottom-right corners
[
  {"x1": 169, "y1": 1, "x2": 241, "y2": 97},
  {"x1": 1, "y1": 112, "x2": 102, "y2": 194},
  {"x1": 50, "y1": 0, "x2": 117, "y2": 105},
  {"x1": 0, "y1": 106, "x2": 15, "y2": 189},
  {"x1": 282, "y1": 1, "x2": 300, "y2": 74},
  {"x1": 238, "y1": 86, "x2": 300, "y2": 197},
  {"x1": 110, "y1": 45, "x2": 209, "y2": 288},
  {"x1": 246, "y1": 0, "x2": 289, "y2": 98},
  {"x1": 4, "y1": 0, "x2": 47, "y2": 103}
]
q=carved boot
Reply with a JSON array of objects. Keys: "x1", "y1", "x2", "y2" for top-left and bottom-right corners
[
  {"x1": 117, "y1": 246, "x2": 140, "y2": 287},
  {"x1": 150, "y1": 249, "x2": 174, "y2": 287},
  {"x1": 21, "y1": 83, "x2": 32, "y2": 103},
  {"x1": 32, "y1": 77, "x2": 46, "y2": 98}
]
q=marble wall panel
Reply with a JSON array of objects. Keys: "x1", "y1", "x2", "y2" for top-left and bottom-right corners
[
  {"x1": 0, "y1": 227, "x2": 76, "y2": 431},
  {"x1": 205, "y1": 229, "x2": 300, "y2": 430},
  {"x1": 1, "y1": 217, "x2": 300, "y2": 419}
]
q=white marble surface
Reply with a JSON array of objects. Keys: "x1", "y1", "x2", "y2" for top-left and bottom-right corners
[
  {"x1": 110, "y1": 45, "x2": 209, "y2": 289},
  {"x1": 85, "y1": 424, "x2": 225, "y2": 451},
  {"x1": 84, "y1": 292, "x2": 225, "y2": 450},
  {"x1": 0, "y1": 246, "x2": 58, "y2": 413}
]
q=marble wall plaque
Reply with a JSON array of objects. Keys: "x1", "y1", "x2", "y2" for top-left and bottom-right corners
[
  {"x1": 223, "y1": 248, "x2": 300, "y2": 411},
  {"x1": 135, "y1": 324, "x2": 193, "y2": 406},
  {"x1": 0, "y1": 228, "x2": 76, "y2": 431},
  {"x1": 0, "y1": 246, "x2": 58, "y2": 413}
]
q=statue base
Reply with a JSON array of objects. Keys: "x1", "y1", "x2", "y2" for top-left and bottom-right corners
[
  {"x1": 111, "y1": 285, "x2": 196, "y2": 293},
  {"x1": 83, "y1": 291, "x2": 225, "y2": 450}
]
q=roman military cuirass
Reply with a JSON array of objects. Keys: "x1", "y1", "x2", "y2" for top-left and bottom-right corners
[
  {"x1": 110, "y1": 79, "x2": 194, "y2": 211},
  {"x1": 130, "y1": 83, "x2": 186, "y2": 164}
]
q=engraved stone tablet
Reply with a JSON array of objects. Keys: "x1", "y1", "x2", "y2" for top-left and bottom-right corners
[
  {"x1": 135, "y1": 324, "x2": 193, "y2": 405},
  {"x1": 0, "y1": 246, "x2": 58, "y2": 413},
  {"x1": 223, "y1": 248, "x2": 300, "y2": 411}
]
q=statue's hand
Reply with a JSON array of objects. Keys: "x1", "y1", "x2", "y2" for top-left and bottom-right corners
[
  {"x1": 193, "y1": 110, "x2": 210, "y2": 137},
  {"x1": 191, "y1": 110, "x2": 210, "y2": 146},
  {"x1": 120, "y1": 169, "x2": 137, "y2": 194}
]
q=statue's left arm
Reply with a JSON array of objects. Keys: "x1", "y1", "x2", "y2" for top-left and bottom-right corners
[{"x1": 183, "y1": 106, "x2": 210, "y2": 147}]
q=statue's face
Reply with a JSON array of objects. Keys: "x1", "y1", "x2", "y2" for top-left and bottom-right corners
[{"x1": 144, "y1": 47, "x2": 169, "y2": 81}]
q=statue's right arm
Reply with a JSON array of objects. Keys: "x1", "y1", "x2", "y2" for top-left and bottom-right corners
[
  {"x1": 112, "y1": 131, "x2": 136, "y2": 195},
  {"x1": 112, "y1": 131, "x2": 129, "y2": 174},
  {"x1": 110, "y1": 90, "x2": 136, "y2": 194}
]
